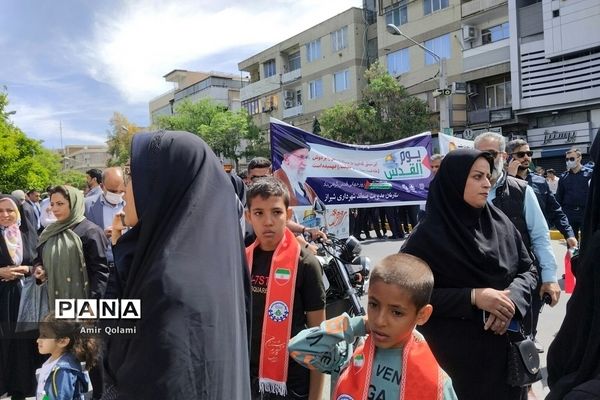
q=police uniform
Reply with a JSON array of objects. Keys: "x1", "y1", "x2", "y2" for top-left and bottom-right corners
[{"x1": 556, "y1": 167, "x2": 593, "y2": 238}]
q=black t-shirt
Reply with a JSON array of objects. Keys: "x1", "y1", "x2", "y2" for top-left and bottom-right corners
[{"x1": 250, "y1": 246, "x2": 325, "y2": 396}]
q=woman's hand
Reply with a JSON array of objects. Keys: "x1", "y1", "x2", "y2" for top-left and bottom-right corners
[
  {"x1": 11, "y1": 265, "x2": 30, "y2": 275},
  {"x1": 484, "y1": 313, "x2": 510, "y2": 335},
  {"x1": 0, "y1": 266, "x2": 24, "y2": 281},
  {"x1": 111, "y1": 212, "x2": 126, "y2": 245},
  {"x1": 33, "y1": 266, "x2": 47, "y2": 283},
  {"x1": 474, "y1": 288, "x2": 515, "y2": 323}
]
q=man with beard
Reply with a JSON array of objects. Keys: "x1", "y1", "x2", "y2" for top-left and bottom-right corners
[
  {"x1": 85, "y1": 168, "x2": 103, "y2": 199},
  {"x1": 273, "y1": 139, "x2": 318, "y2": 206},
  {"x1": 474, "y1": 132, "x2": 557, "y2": 358},
  {"x1": 505, "y1": 139, "x2": 577, "y2": 249}
]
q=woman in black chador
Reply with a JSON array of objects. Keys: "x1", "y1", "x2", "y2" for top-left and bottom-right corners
[
  {"x1": 547, "y1": 132, "x2": 600, "y2": 399},
  {"x1": 103, "y1": 131, "x2": 252, "y2": 399},
  {"x1": 401, "y1": 149, "x2": 537, "y2": 400}
]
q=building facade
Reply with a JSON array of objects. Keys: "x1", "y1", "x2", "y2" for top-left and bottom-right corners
[
  {"x1": 60, "y1": 145, "x2": 111, "y2": 172},
  {"x1": 238, "y1": 7, "x2": 376, "y2": 133},
  {"x1": 509, "y1": 0, "x2": 600, "y2": 170},
  {"x1": 148, "y1": 69, "x2": 246, "y2": 125}
]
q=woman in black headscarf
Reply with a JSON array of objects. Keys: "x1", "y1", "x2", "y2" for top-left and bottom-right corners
[
  {"x1": 401, "y1": 149, "x2": 537, "y2": 400},
  {"x1": 104, "y1": 131, "x2": 252, "y2": 399},
  {"x1": 547, "y1": 132, "x2": 600, "y2": 399}
]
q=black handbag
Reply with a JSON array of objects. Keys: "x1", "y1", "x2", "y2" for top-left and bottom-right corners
[{"x1": 506, "y1": 330, "x2": 542, "y2": 387}]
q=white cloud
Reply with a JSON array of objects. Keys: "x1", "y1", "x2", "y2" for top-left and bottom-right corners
[
  {"x1": 85, "y1": 0, "x2": 363, "y2": 103},
  {"x1": 11, "y1": 102, "x2": 108, "y2": 148}
]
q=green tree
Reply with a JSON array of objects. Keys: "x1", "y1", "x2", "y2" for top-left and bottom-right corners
[
  {"x1": 106, "y1": 112, "x2": 141, "y2": 166},
  {"x1": 0, "y1": 91, "x2": 62, "y2": 192},
  {"x1": 55, "y1": 170, "x2": 87, "y2": 190},
  {"x1": 154, "y1": 99, "x2": 261, "y2": 168},
  {"x1": 320, "y1": 62, "x2": 431, "y2": 144}
]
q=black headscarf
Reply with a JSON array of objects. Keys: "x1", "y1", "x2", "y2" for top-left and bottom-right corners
[
  {"x1": 547, "y1": 132, "x2": 600, "y2": 398},
  {"x1": 402, "y1": 149, "x2": 535, "y2": 317},
  {"x1": 106, "y1": 131, "x2": 251, "y2": 399}
]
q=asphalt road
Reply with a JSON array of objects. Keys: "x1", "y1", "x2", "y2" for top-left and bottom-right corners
[{"x1": 321, "y1": 235, "x2": 571, "y2": 399}]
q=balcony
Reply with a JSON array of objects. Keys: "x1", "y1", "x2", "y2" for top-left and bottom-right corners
[
  {"x1": 281, "y1": 69, "x2": 301, "y2": 84},
  {"x1": 283, "y1": 104, "x2": 303, "y2": 119},
  {"x1": 240, "y1": 75, "x2": 280, "y2": 101},
  {"x1": 468, "y1": 109, "x2": 490, "y2": 125},
  {"x1": 463, "y1": 38, "x2": 510, "y2": 72},
  {"x1": 462, "y1": 0, "x2": 506, "y2": 17}
]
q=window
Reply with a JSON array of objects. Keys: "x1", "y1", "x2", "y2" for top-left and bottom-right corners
[
  {"x1": 485, "y1": 81, "x2": 512, "y2": 109},
  {"x1": 309, "y1": 79, "x2": 323, "y2": 100},
  {"x1": 385, "y1": 1, "x2": 408, "y2": 27},
  {"x1": 306, "y1": 39, "x2": 321, "y2": 63},
  {"x1": 387, "y1": 48, "x2": 410, "y2": 76},
  {"x1": 288, "y1": 51, "x2": 301, "y2": 71},
  {"x1": 331, "y1": 26, "x2": 348, "y2": 52},
  {"x1": 424, "y1": 0, "x2": 449, "y2": 15},
  {"x1": 242, "y1": 99, "x2": 260, "y2": 115},
  {"x1": 424, "y1": 34, "x2": 451, "y2": 65},
  {"x1": 481, "y1": 22, "x2": 509, "y2": 45},
  {"x1": 333, "y1": 70, "x2": 350, "y2": 93},
  {"x1": 263, "y1": 59, "x2": 276, "y2": 78}
]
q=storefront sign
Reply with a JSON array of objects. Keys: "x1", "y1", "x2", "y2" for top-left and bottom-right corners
[{"x1": 527, "y1": 122, "x2": 590, "y2": 148}]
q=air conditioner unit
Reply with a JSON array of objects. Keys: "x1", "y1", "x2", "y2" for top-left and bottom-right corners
[
  {"x1": 462, "y1": 25, "x2": 477, "y2": 42},
  {"x1": 284, "y1": 90, "x2": 294, "y2": 100},
  {"x1": 285, "y1": 100, "x2": 294, "y2": 108},
  {"x1": 452, "y1": 82, "x2": 467, "y2": 94}
]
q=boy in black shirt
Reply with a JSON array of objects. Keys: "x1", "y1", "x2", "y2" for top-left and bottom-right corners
[{"x1": 245, "y1": 177, "x2": 325, "y2": 400}]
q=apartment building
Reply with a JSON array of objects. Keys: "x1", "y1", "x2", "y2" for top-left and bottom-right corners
[
  {"x1": 148, "y1": 69, "x2": 246, "y2": 125},
  {"x1": 238, "y1": 7, "x2": 376, "y2": 133},
  {"x1": 509, "y1": 0, "x2": 600, "y2": 169},
  {"x1": 60, "y1": 145, "x2": 110, "y2": 172}
]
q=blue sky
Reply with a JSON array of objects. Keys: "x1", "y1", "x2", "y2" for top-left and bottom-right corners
[{"x1": 1, "y1": 0, "x2": 362, "y2": 149}]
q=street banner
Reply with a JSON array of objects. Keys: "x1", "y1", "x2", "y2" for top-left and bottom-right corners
[
  {"x1": 270, "y1": 118, "x2": 433, "y2": 209},
  {"x1": 438, "y1": 133, "x2": 473, "y2": 155}
]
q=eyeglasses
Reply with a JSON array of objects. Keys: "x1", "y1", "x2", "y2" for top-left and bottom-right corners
[
  {"x1": 484, "y1": 150, "x2": 500, "y2": 158},
  {"x1": 123, "y1": 164, "x2": 131, "y2": 186},
  {"x1": 511, "y1": 151, "x2": 533, "y2": 158},
  {"x1": 566, "y1": 157, "x2": 577, "y2": 162}
]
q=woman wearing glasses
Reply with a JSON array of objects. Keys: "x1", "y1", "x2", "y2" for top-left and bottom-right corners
[
  {"x1": 401, "y1": 149, "x2": 537, "y2": 400},
  {"x1": 102, "y1": 131, "x2": 251, "y2": 400}
]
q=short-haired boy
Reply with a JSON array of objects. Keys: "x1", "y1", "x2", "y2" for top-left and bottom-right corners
[
  {"x1": 245, "y1": 177, "x2": 326, "y2": 399},
  {"x1": 289, "y1": 253, "x2": 457, "y2": 400}
]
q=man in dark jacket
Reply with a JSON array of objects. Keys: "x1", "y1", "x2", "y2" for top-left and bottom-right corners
[
  {"x1": 556, "y1": 147, "x2": 593, "y2": 240},
  {"x1": 505, "y1": 139, "x2": 578, "y2": 249}
]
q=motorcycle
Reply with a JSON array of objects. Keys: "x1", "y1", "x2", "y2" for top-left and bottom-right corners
[{"x1": 307, "y1": 199, "x2": 371, "y2": 318}]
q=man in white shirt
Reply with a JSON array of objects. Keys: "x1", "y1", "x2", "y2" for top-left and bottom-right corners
[{"x1": 546, "y1": 168, "x2": 559, "y2": 194}]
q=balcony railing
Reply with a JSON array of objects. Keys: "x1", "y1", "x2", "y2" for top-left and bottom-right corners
[
  {"x1": 281, "y1": 69, "x2": 301, "y2": 84},
  {"x1": 240, "y1": 75, "x2": 280, "y2": 101},
  {"x1": 283, "y1": 104, "x2": 303, "y2": 119},
  {"x1": 462, "y1": 0, "x2": 507, "y2": 17}
]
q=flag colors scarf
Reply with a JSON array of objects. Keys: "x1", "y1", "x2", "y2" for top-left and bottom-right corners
[
  {"x1": 246, "y1": 227, "x2": 301, "y2": 396},
  {"x1": 334, "y1": 333, "x2": 443, "y2": 400}
]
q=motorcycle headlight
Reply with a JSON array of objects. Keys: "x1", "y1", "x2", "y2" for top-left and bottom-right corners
[{"x1": 345, "y1": 236, "x2": 362, "y2": 256}]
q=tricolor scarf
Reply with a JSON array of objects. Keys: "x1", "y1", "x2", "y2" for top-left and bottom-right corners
[
  {"x1": 246, "y1": 227, "x2": 301, "y2": 396},
  {"x1": 334, "y1": 333, "x2": 444, "y2": 400}
]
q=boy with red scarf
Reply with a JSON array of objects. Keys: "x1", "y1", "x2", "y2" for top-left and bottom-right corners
[
  {"x1": 289, "y1": 253, "x2": 457, "y2": 400},
  {"x1": 245, "y1": 177, "x2": 326, "y2": 399}
]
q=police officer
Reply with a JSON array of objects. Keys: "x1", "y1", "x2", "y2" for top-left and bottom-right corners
[{"x1": 556, "y1": 147, "x2": 593, "y2": 239}]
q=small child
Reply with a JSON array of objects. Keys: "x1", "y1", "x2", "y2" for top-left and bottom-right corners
[
  {"x1": 289, "y1": 253, "x2": 458, "y2": 400},
  {"x1": 36, "y1": 313, "x2": 97, "y2": 400},
  {"x1": 245, "y1": 177, "x2": 326, "y2": 399}
]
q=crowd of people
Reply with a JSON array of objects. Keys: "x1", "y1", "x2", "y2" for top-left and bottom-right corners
[{"x1": 0, "y1": 129, "x2": 598, "y2": 400}]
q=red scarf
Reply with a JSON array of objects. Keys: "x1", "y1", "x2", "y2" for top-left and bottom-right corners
[
  {"x1": 334, "y1": 333, "x2": 443, "y2": 400},
  {"x1": 246, "y1": 228, "x2": 301, "y2": 396}
]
